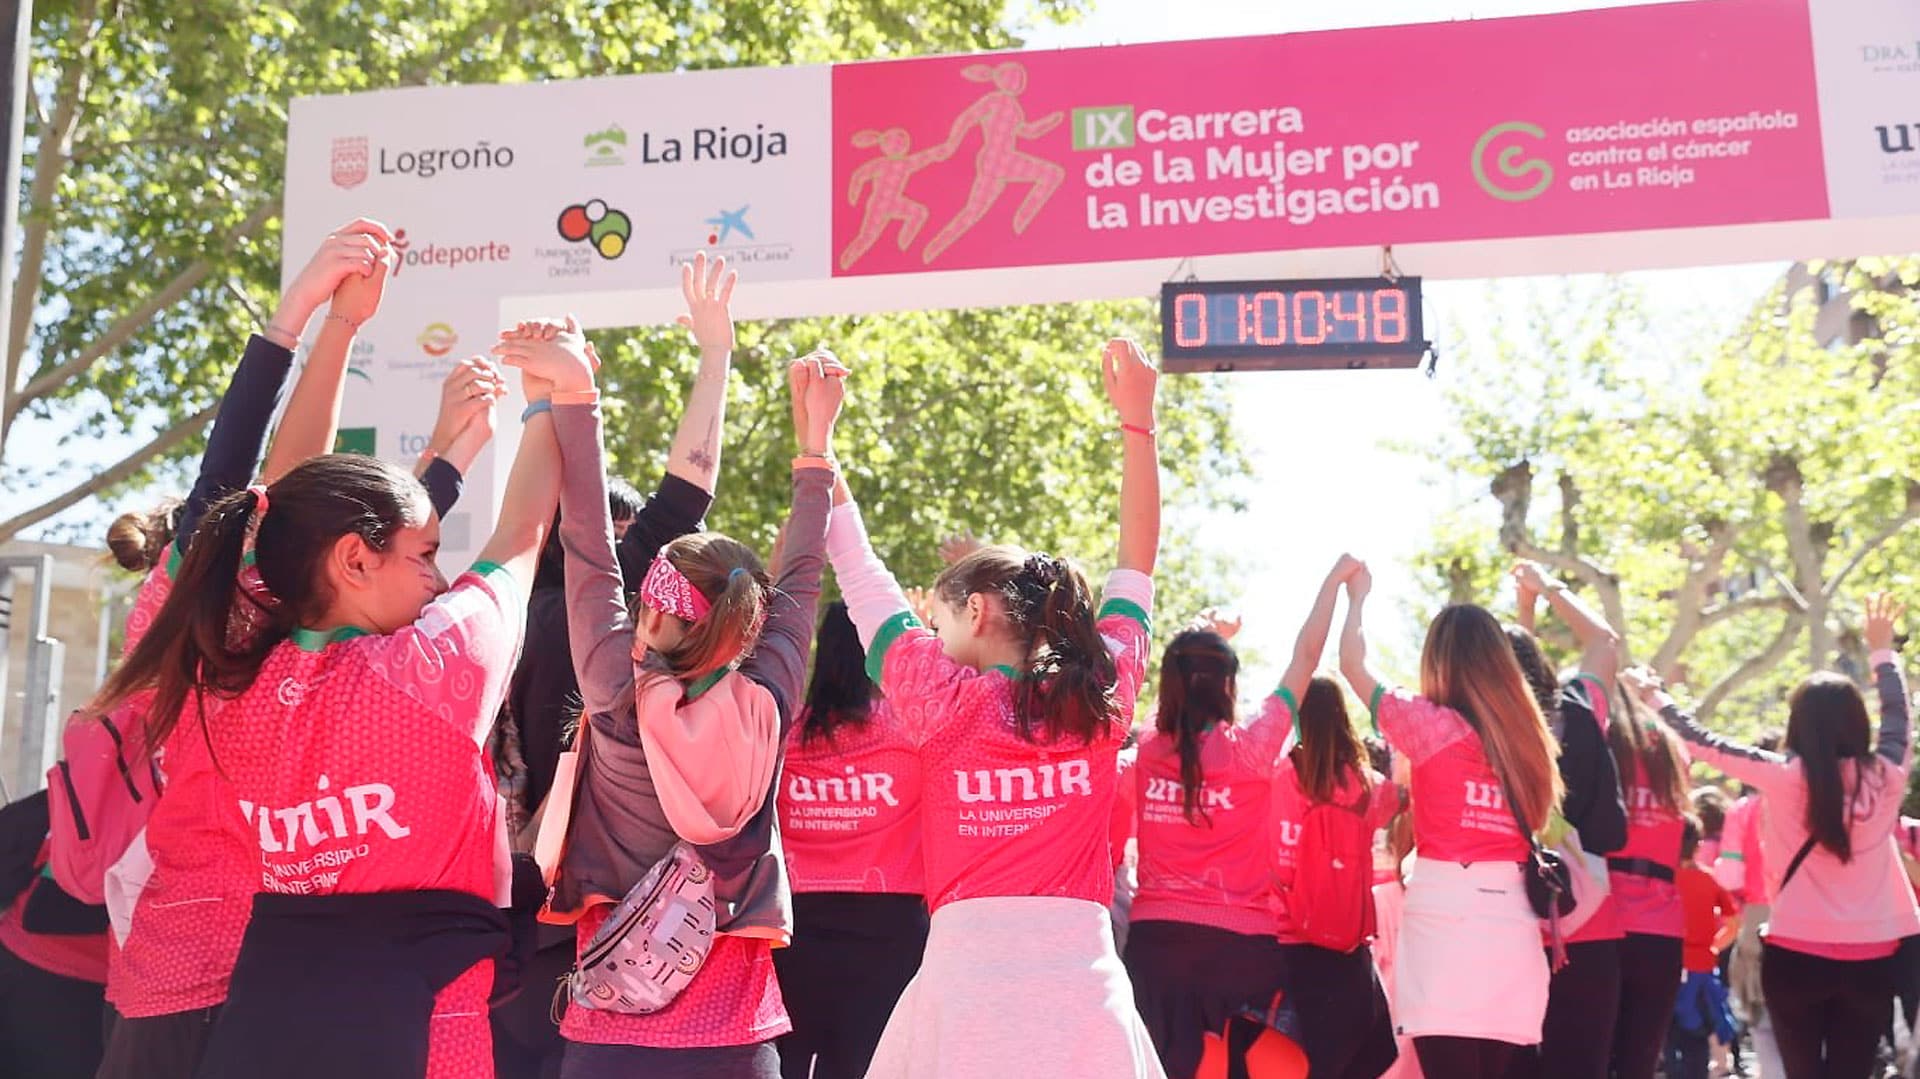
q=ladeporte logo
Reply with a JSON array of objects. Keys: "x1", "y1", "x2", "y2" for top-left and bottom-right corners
[
  {"x1": 388, "y1": 228, "x2": 512, "y2": 277},
  {"x1": 1472, "y1": 121, "x2": 1554, "y2": 202}
]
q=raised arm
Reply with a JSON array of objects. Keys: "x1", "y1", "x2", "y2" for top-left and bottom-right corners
[
  {"x1": 1338, "y1": 564, "x2": 1385, "y2": 710},
  {"x1": 1283, "y1": 554, "x2": 1359, "y2": 706},
  {"x1": 413, "y1": 356, "x2": 502, "y2": 519},
  {"x1": 737, "y1": 354, "x2": 846, "y2": 718},
  {"x1": 1865, "y1": 593, "x2": 1911, "y2": 766},
  {"x1": 1104, "y1": 337, "x2": 1160, "y2": 576},
  {"x1": 1514, "y1": 561, "x2": 1621, "y2": 685},
  {"x1": 1622, "y1": 666, "x2": 1785, "y2": 789},
  {"x1": 260, "y1": 220, "x2": 395, "y2": 483},
  {"x1": 666, "y1": 252, "x2": 736, "y2": 494}
]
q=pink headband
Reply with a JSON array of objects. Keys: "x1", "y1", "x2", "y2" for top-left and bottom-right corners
[{"x1": 641, "y1": 554, "x2": 711, "y2": 623}]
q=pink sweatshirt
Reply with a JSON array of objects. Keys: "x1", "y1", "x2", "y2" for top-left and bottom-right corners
[
  {"x1": 779, "y1": 699, "x2": 926, "y2": 895},
  {"x1": 826, "y1": 502, "x2": 1153, "y2": 913},
  {"x1": 1130, "y1": 692, "x2": 1296, "y2": 935},
  {"x1": 1656, "y1": 655, "x2": 1920, "y2": 955}
]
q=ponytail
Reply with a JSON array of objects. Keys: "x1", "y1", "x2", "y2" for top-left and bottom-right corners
[
  {"x1": 105, "y1": 498, "x2": 182, "y2": 573},
  {"x1": 90, "y1": 454, "x2": 431, "y2": 758},
  {"x1": 936, "y1": 547, "x2": 1118, "y2": 745},
  {"x1": 802, "y1": 602, "x2": 874, "y2": 744},
  {"x1": 646, "y1": 533, "x2": 772, "y2": 683},
  {"x1": 1155, "y1": 630, "x2": 1238, "y2": 824},
  {"x1": 1610, "y1": 687, "x2": 1690, "y2": 815}
]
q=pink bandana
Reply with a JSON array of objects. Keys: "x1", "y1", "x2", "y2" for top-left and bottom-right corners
[{"x1": 641, "y1": 554, "x2": 711, "y2": 623}]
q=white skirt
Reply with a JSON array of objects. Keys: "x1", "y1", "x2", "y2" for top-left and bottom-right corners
[
  {"x1": 1393, "y1": 857, "x2": 1549, "y2": 1046},
  {"x1": 864, "y1": 896, "x2": 1167, "y2": 1079}
]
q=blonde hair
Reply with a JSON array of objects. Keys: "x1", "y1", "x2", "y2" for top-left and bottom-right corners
[{"x1": 1419, "y1": 605, "x2": 1564, "y2": 834}]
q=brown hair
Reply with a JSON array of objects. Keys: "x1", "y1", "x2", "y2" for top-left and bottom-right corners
[
  {"x1": 1611, "y1": 689, "x2": 1690, "y2": 815},
  {"x1": 935, "y1": 545, "x2": 1117, "y2": 745},
  {"x1": 1294, "y1": 676, "x2": 1374, "y2": 805},
  {"x1": 1154, "y1": 630, "x2": 1237, "y2": 824},
  {"x1": 91, "y1": 455, "x2": 431, "y2": 757},
  {"x1": 1419, "y1": 605, "x2": 1564, "y2": 835},
  {"x1": 1786, "y1": 673, "x2": 1875, "y2": 862},
  {"x1": 106, "y1": 498, "x2": 183, "y2": 573},
  {"x1": 645, "y1": 532, "x2": 772, "y2": 682}
]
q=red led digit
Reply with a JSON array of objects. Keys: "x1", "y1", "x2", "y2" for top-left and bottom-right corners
[
  {"x1": 1329, "y1": 290, "x2": 1368, "y2": 342},
  {"x1": 1174, "y1": 292, "x2": 1208, "y2": 347},
  {"x1": 1373, "y1": 289, "x2": 1409, "y2": 343},
  {"x1": 1293, "y1": 290, "x2": 1328, "y2": 345},
  {"x1": 1253, "y1": 291, "x2": 1287, "y2": 345}
]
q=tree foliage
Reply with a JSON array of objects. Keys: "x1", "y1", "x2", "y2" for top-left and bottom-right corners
[
  {"x1": 1411, "y1": 260, "x2": 1920, "y2": 738},
  {"x1": 0, "y1": 0, "x2": 1088, "y2": 540}
]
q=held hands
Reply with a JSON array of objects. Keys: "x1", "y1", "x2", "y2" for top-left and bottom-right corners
[
  {"x1": 492, "y1": 314, "x2": 597, "y2": 400},
  {"x1": 275, "y1": 219, "x2": 394, "y2": 337},
  {"x1": 1188, "y1": 607, "x2": 1243, "y2": 641},
  {"x1": 788, "y1": 348, "x2": 849, "y2": 456},
  {"x1": 1620, "y1": 666, "x2": 1667, "y2": 707},
  {"x1": 676, "y1": 252, "x2": 738, "y2": 355},
  {"x1": 1101, "y1": 337, "x2": 1158, "y2": 430},
  {"x1": 1510, "y1": 561, "x2": 1555, "y2": 600},
  {"x1": 428, "y1": 357, "x2": 506, "y2": 458},
  {"x1": 1329, "y1": 553, "x2": 1363, "y2": 586},
  {"x1": 1343, "y1": 560, "x2": 1373, "y2": 603},
  {"x1": 1865, "y1": 592, "x2": 1906, "y2": 654},
  {"x1": 938, "y1": 533, "x2": 983, "y2": 566}
]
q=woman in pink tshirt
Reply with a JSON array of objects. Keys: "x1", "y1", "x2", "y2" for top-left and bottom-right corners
[
  {"x1": 1627, "y1": 592, "x2": 1917, "y2": 1079},
  {"x1": 1603, "y1": 690, "x2": 1693, "y2": 1079},
  {"x1": 1123, "y1": 557, "x2": 1356, "y2": 1078},
  {"x1": 826, "y1": 337, "x2": 1166, "y2": 1078},
  {"x1": 90, "y1": 346, "x2": 557, "y2": 1078},
  {"x1": 774, "y1": 602, "x2": 927, "y2": 1079},
  {"x1": 1267, "y1": 564, "x2": 1403, "y2": 1078},
  {"x1": 1339, "y1": 566, "x2": 1564, "y2": 1079}
]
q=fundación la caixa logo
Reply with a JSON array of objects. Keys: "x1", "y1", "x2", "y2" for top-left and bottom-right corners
[{"x1": 329, "y1": 135, "x2": 515, "y2": 189}]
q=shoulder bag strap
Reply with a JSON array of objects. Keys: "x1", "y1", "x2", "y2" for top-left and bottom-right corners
[
  {"x1": 532, "y1": 714, "x2": 591, "y2": 886},
  {"x1": 1778, "y1": 833, "x2": 1820, "y2": 895}
]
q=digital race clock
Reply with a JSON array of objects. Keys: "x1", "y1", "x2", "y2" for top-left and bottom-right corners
[{"x1": 1159, "y1": 277, "x2": 1427, "y2": 372}]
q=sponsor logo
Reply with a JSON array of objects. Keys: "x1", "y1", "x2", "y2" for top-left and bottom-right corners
[
  {"x1": 556, "y1": 199, "x2": 632, "y2": 259},
  {"x1": 1872, "y1": 122, "x2": 1920, "y2": 188},
  {"x1": 632, "y1": 124, "x2": 789, "y2": 165},
  {"x1": 1472, "y1": 121, "x2": 1553, "y2": 202},
  {"x1": 418, "y1": 322, "x2": 458, "y2": 357},
  {"x1": 335, "y1": 427, "x2": 377, "y2": 455},
  {"x1": 1859, "y1": 41, "x2": 1919, "y2": 76},
  {"x1": 388, "y1": 227, "x2": 512, "y2": 277},
  {"x1": 585, "y1": 123, "x2": 627, "y2": 167},
  {"x1": 1876, "y1": 122, "x2": 1918, "y2": 155},
  {"x1": 397, "y1": 432, "x2": 436, "y2": 457},
  {"x1": 346, "y1": 339, "x2": 374, "y2": 382},
  {"x1": 671, "y1": 205, "x2": 793, "y2": 267},
  {"x1": 331, "y1": 136, "x2": 369, "y2": 189},
  {"x1": 377, "y1": 139, "x2": 513, "y2": 180}
]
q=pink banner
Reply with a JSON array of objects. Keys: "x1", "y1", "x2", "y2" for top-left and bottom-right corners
[{"x1": 830, "y1": 0, "x2": 1827, "y2": 277}]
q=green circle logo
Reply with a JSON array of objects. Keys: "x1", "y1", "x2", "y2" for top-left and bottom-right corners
[{"x1": 1472, "y1": 121, "x2": 1554, "y2": 202}]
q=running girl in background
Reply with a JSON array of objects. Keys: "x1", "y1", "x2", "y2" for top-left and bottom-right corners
[
  {"x1": 1629, "y1": 593, "x2": 1917, "y2": 1079},
  {"x1": 525, "y1": 296, "x2": 839, "y2": 1078},
  {"x1": 1503, "y1": 561, "x2": 1627, "y2": 1079},
  {"x1": 1267, "y1": 558, "x2": 1402, "y2": 1079},
  {"x1": 774, "y1": 601, "x2": 927, "y2": 1079},
  {"x1": 88, "y1": 271, "x2": 547, "y2": 1079},
  {"x1": 1124, "y1": 593, "x2": 1309, "y2": 1077},
  {"x1": 826, "y1": 337, "x2": 1166, "y2": 1079},
  {"x1": 1340, "y1": 568, "x2": 1564, "y2": 1079}
]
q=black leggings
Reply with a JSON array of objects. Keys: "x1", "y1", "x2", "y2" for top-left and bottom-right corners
[
  {"x1": 96, "y1": 1003, "x2": 223, "y2": 1079},
  {"x1": 1762, "y1": 940, "x2": 1895, "y2": 1079},
  {"x1": 1612, "y1": 933, "x2": 1682, "y2": 1079},
  {"x1": 1415, "y1": 1035, "x2": 1518, "y2": 1078},
  {"x1": 1505, "y1": 938, "x2": 1621, "y2": 1079},
  {"x1": 773, "y1": 893, "x2": 928, "y2": 1079},
  {"x1": 1271, "y1": 942, "x2": 1398, "y2": 1079},
  {"x1": 0, "y1": 940, "x2": 106, "y2": 1078}
]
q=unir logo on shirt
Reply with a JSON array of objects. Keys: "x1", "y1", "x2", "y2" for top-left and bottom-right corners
[
  {"x1": 955, "y1": 761, "x2": 1092, "y2": 803},
  {"x1": 1143, "y1": 775, "x2": 1235, "y2": 811},
  {"x1": 787, "y1": 769, "x2": 901, "y2": 807},
  {"x1": 239, "y1": 780, "x2": 411, "y2": 855}
]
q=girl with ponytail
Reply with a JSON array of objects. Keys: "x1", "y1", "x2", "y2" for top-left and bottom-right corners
[
  {"x1": 824, "y1": 338, "x2": 1165, "y2": 1078},
  {"x1": 1631, "y1": 593, "x2": 1917, "y2": 1079},
  {"x1": 506, "y1": 261, "x2": 840, "y2": 1079},
  {"x1": 1123, "y1": 556, "x2": 1364, "y2": 1079},
  {"x1": 1339, "y1": 566, "x2": 1564, "y2": 1078},
  {"x1": 85, "y1": 232, "x2": 531, "y2": 1079}
]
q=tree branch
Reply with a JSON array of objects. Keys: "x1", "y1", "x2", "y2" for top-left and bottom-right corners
[
  {"x1": 1650, "y1": 519, "x2": 1738, "y2": 676},
  {"x1": 4, "y1": 0, "x2": 98, "y2": 407},
  {"x1": 1697, "y1": 593, "x2": 1798, "y2": 629},
  {"x1": 1822, "y1": 478, "x2": 1920, "y2": 601},
  {"x1": 1696, "y1": 611, "x2": 1805, "y2": 722},
  {"x1": 6, "y1": 198, "x2": 279, "y2": 420},
  {"x1": 0, "y1": 403, "x2": 218, "y2": 545}
]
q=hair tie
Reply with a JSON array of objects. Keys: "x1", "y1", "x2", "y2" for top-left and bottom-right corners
[
  {"x1": 247, "y1": 484, "x2": 270, "y2": 515},
  {"x1": 728, "y1": 567, "x2": 749, "y2": 584}
]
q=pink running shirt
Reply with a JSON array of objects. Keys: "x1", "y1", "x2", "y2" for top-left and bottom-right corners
[
  {"x1": 1372, "y1": 688, "x2": 1530, "y2": 864},
  {"x1": 1131, "y1": 690, "x2": 1296, "y2": 935},
  {"x1": 1610, "y1": 753, "x2": 1688, "y2": 938},
  {"x1": 779, "y1": 698, "x2": 926, "y2": 895}
]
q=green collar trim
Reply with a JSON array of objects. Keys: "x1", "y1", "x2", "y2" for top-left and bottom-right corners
[
  {"x1": 684, "y1": 667, "x2": 729, "y2": 702},
  {"x1": 291, "y1": 625, "x2": 371, "y2": 652}
]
